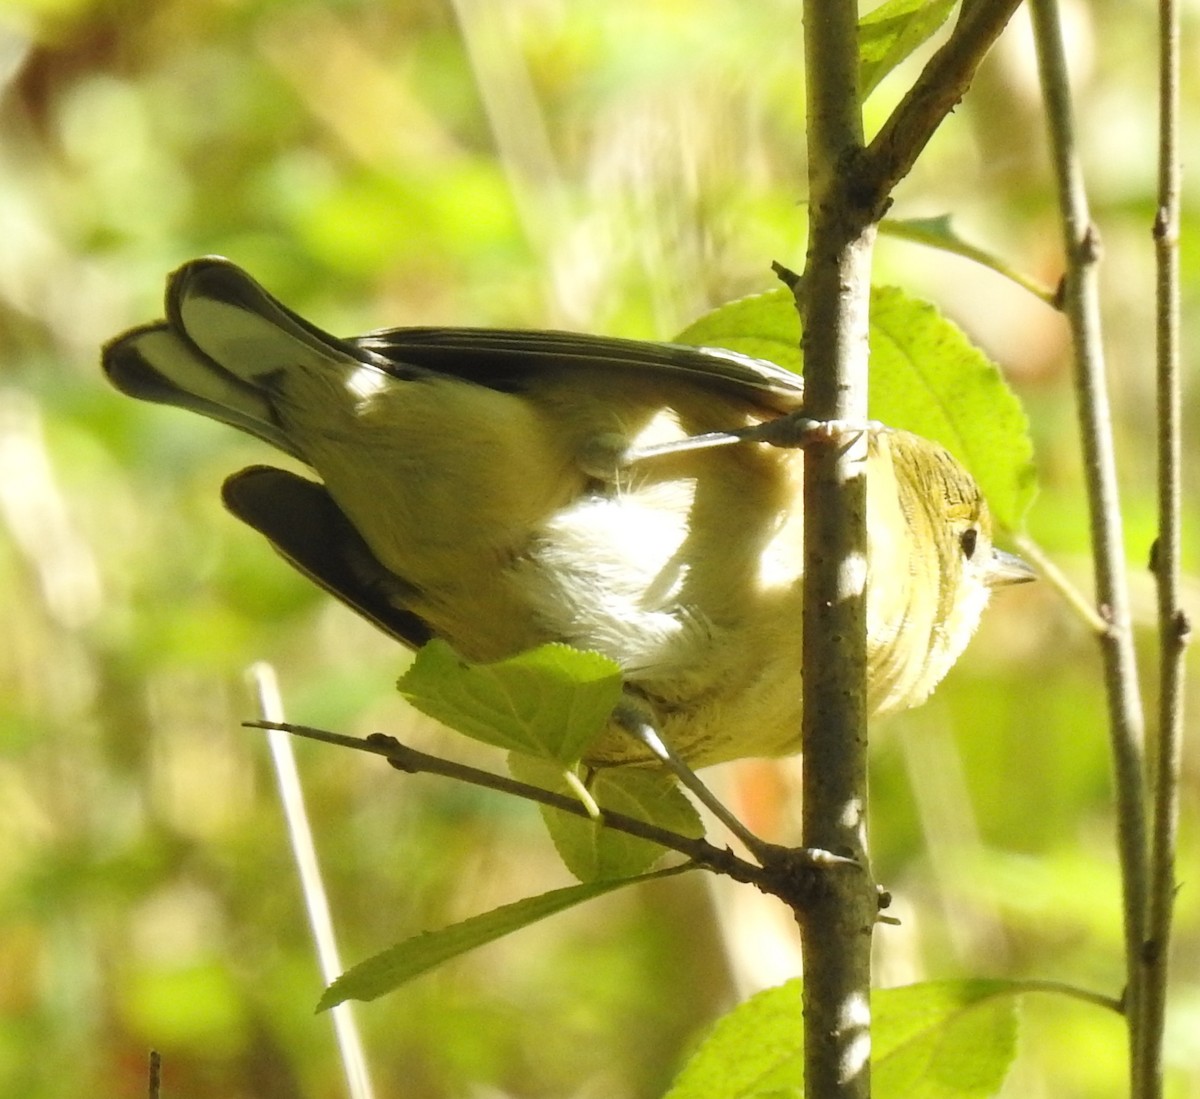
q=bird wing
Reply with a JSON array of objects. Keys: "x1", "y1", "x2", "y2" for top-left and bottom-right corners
[
  {"x1": 354, "y1": 327, "x2": 806, "y2": 413},
  {"x1": 222, "y1": 465, "x2": 434, "y2": 649},
  {"x1": 103, "y1": 257, "x2": 805, "y2": 452}
]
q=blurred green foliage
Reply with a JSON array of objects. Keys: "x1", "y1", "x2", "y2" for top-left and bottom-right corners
[{"x1": 0, "y1": 1, "x2": 1196, "y2": 1097}]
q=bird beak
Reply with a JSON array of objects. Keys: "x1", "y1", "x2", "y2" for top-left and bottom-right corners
[{"x1": 986, "y1": 548, "x2": 1037, "y2": 587}]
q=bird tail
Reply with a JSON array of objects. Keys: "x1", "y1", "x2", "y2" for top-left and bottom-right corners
[{"x1": 101, "y1": 257, "x2": 367, "y2": 458}]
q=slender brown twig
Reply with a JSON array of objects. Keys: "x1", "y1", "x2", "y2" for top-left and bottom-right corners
[
  {"x1": 1141, "y1": 0, "x2": 1189, "y2": 1093},
  {"x1": 859, "y1": 0, "x2": 1025, "y2": 215},
  {"x1": 1028, "y1": 1, "x2": 1150, "y2": 1092},
  {"x1": 244, "y1": 720, "x2": 858, "y2": 902}
]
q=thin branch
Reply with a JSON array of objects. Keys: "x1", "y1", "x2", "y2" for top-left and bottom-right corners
[
  {"x1": 147, "y1": 1051, "x2": 161, "y2": 1099},
  {"x1": 1141, "y1": 0, "x2": 1189, "y2": 1093},
  {"x1": 244, "y1": 719, "x2": 817, "y2": 894},
  {"x1": 1028, "y1": 1, "x2": 1149, "y2": 1092},
  {"x1": 859, "y1": 0, "x2": 1024, "y2": 215}
]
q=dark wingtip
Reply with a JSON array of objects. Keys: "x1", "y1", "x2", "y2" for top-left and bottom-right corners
[
  {"x1": 164, "y1": 256, "x2": 260, "y2": 330},
  {"x1": 101, "y1": 323, "x2": 176, "y2": 401},
  {"x1": 223, "y1": 466, "x2": 433, "y2": 649},
  {"x1": 101, "y1": 255, "x2": 239, "y2": 397}
]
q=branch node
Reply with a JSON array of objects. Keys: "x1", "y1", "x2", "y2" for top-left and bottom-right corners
[
  {"x1": 1079, "y1": 222, "x2": 1103, "y2": 264},
  {"x1": 1151, "y1": 205, "x2": 1178, "y2": 244},
  {"x1": 771, "y1": 259, "x2": 803, "y2": 290},
  {"x1": 367, "y1": 732, "x2": 418, "y2": 772},
  {"x1": 1051, "y1": 274, "x2": 1068, "y2": 311}
]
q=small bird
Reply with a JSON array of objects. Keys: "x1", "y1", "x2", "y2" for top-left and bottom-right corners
[{"x1": 103, "y1": 258, "x2": 1032, "y2": 768}]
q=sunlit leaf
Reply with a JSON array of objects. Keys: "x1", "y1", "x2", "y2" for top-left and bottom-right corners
[
  {"x1": 868, "y1": 286, "x2": 1036, "y2": 529},
  {"x1": 319, "y1": 865, "x2": 693, "y2": 1008},
  {"x1": 874, "y1": 980, "x2": 1021, "y2": 1099},
  {"x1": 859, "y1": 0, "x2": 957, "y2": 99},
  {"x1": 663, "y1": 978, "x2": 1026, "y2": 1099},
  {"x1": 674, "y1": 288, "x2": 1037, "y2": 529},
  {"x1": 674, "y1": 289, "x2": 805, "y2": 377},
  {"x1": 511, "y1": 754, "x2": 703, "y2": 881},
  {"x1": 662, "y1": 979, "x2": 804, "y2": 1099},
  {"x1": 397, "y1": 640, "x2": 624, "y2": 762}
]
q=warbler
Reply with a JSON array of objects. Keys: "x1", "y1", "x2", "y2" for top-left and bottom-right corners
[{"x1": 103, "y1": 257, "x2": 1032, "y2": 768}]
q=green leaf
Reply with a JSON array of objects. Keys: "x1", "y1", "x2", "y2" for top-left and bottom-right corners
[
  {"x1": 673, "y1": 288, "x2": 1037, "y2": 529},
  {"x1": 396, "y1": 639, "x2": 624, "y2": 762},
  {"x1": 859, "y1": 0, "x2": 957, "y2": 99},
  {"x1": 873, "y1": 980, "x2": 1021, "y2": 1099},
  {"x1": 663, "y1": 980, "x2": 805, "y2": 1099},
  {"x1": 879, "y1": 215, "x2": 1057, "y2": 303},
  {"x1": 674, "y1": 290, "x2": 804, "y2": 377},
  {"x1": 319, "y1": 865, "x2": 692, "y2": 1009},
  {"x1": 867, "y1": 286, "x2": 1036, "y2": 528},
  {"x1": 664, "y1": 978, "x2": 1024, "y2": 1099},
  {"x1": 511, "y1": 754, "x2": 704, "y2": 881}
]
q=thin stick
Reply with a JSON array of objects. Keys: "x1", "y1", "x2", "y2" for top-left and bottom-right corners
[
  {"x1": 147, "y1": 1051, "x2": 161, "y2": 1099},
  {"x1": 1141, "y1": 0, "x2": 1189, "y2": 1093},
  {"x1": 860, "y1": 0, "x2": 1025, "y2": 214},
  {"x1": 1028, "y1": 2, "x2": 1149, "y2": 1090},
  {"x1": 249, "y1": 664, "x2": 377, "y2": 1099},
  {"x1": 244, "y1": 719, "x2": 780, "y2": 890}
]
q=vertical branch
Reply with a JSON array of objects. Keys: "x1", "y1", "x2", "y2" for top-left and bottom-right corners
[
  {"x1": 1028, "y1": 0, "x2": 1149, "y2": 1090},
  {"x1": 798, "y1": 5, "x2": 876, "y2": 1099},
  {"x1": 1143, "y1": 0, "x2": 1189, "y2": 1093}
]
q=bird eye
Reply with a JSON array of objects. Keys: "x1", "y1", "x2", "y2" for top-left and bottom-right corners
[{"x1": 960, "y1": 528, "x2": 979, "y2": 560}]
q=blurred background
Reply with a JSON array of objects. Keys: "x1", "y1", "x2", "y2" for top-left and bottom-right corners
[{"x1": 0, "y1": 0, "x2": 1196, "y2": 1096}]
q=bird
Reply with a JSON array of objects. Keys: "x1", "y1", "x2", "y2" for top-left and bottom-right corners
[{"x1": 102, "y1": 257, "x2": 1032, "y2": 769}]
